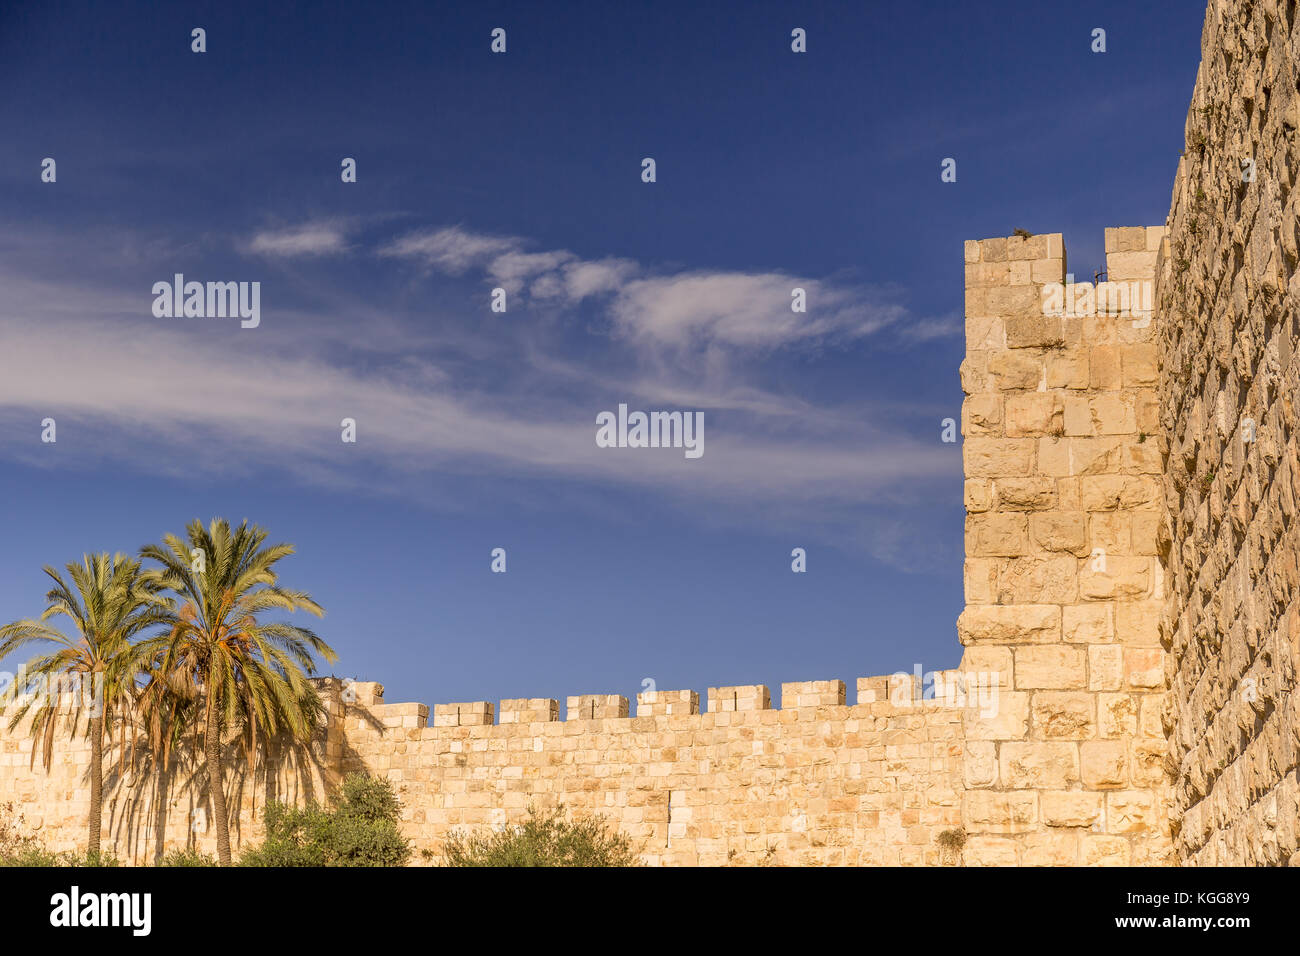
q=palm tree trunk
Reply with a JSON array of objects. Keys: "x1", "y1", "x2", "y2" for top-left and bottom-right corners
[
  {"x1": 87, "y1": 714, "x2": 103, "y2": 856},
  {"x1": 204, "y1": 674, "x2": 231, "y2": 865}
]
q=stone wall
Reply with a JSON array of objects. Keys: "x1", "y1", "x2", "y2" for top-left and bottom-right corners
[
  {"x1": 0, "y1": 675, "x2": 969, "y2": 866},
  {"x1": 0, "y1": 688, "x2": 344, "y2": 863},
  {"x1": 1157, "y1": 0, "x2": 1300, "y2": 867},
  {"x1": 336, "y1": 678, "x2": 966, "y2": 866},
  {"x1": 958, "y1": 228, "x2": 1175, "y2": 865}
]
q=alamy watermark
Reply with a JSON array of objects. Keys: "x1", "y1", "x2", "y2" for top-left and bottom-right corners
[
  {"x1": 1042, "y1": 277, "x2": 1153, "y2": 326},
  {"x1": 151, "y1": 274, "x2": 260, "y2": 328},
  {"x1": 0, "y1": 668, "x2": 104, "y2": 717},
  {"x1": 596, "y1": 403, "x2": 704, "y2": 459},
  {"x1": 885, "y1": 664, "x2": 1000, "y2": 718}
]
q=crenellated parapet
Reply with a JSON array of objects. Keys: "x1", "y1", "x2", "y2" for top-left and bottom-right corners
[
  {"x1": 318, "y1": 671, "x2": 969, "y2": 866},
  {"x1": 331, "y1": 672, "x2": 982, "y2": 736}
]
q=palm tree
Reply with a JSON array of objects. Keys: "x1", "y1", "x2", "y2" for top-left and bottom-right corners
[
  {"x1": 139, "y1": 518, "x2": 336, "y2": 864},
  {"x1": 0, "y1": 553, "x2": 168, "y2": 856}
]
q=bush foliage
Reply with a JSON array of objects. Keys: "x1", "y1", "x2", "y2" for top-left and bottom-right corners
[
  {"x1": 442, "y1": 804, "x2": 638, "y2": 867},
  {"x1": 239, "y1": 773, "x2": 411, "y2": 867},
  {"x1": 0, "y1": 801, "x2": 120, "y2": 867},
  {"x1": 158, "y1": 847, "x2": 218, "y2": 867}
]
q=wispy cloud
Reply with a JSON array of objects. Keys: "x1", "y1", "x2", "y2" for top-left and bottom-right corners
[
  {"x1": 378, "y1": 226, "x2": 518, "y2": 273},
  {"x1": 0, "y1": 221, "x2": 960, "y2": 567},
  {"x1": 247, "y1": 221, "x2": 350, "y2": 257},
  {"x1": 0, "y1": 304, "x2": 950, "y2": 502},
  {"x1": 380, "y1": 225, "x2": 941, "y2": 351}
]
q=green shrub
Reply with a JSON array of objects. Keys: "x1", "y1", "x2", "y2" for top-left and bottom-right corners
[
  {"x1": 0, "y1": 847, "x2": 120, "y2": 867},
  {"x1": 442, "y1": 804, "x2": 638, "y2": 867},
  {"x1": 0, "y1": 803, "x2": 120, "y2": 866},
  {"x1": 240, "y1": 773, "x2": 411, "y2": 867},
  {"x1": 158, "y1": 847, "x2": 218, "y2": 867}
]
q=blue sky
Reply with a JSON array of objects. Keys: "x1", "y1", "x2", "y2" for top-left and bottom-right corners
[{"x1": 0, "y1": 1, "x2": 1203, "y2": 710}]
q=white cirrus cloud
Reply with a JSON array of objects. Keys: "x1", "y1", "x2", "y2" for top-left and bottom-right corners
[
  {"x1": 379, "y1": 225, "x2": 941, "y2": 351},
  {"x1": 378, "y1": 226, "x2": 519, "y2": 274},
  {"x1": 247, "y1": 221, "x2": 350, "y2": 257}
]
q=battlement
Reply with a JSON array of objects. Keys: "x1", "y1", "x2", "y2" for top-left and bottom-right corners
[
  {"x1": 319, "y1": 669, "x2": 968, "y2": 866},
  {"x1": 327, "y1": 670, "x2": 987, "y2": 734}
]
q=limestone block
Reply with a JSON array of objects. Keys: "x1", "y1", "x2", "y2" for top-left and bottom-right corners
[
  {"x1": 1088, "y1": 645, "x2": 1124, "y2": 692},
  {"x1": 994, "y1": 477, "x2": 1057, "y2": 511},
  {"x1": 636, "y1": 689, "x2": 699, "y2": 717},
  {"x1": 498, "y1": 698, "x2": 560, "y2": 723},
  {"x1": 1121, "y1": 344, "x2": 1158, "y2": 386},
  {"x1": 964, "y1": 790, "x2": 1037, "y2": 832},
  {"x1": 1035, "y1": 252, "x2": 1067, "y2": 282},
  {"x1": 999, "y1": 742, "x2": 1079, "y2": 789},
  {"x1": 1014, "y1": 646, "x2": 1086, "y2": 690},
  {"x1": 1089, "y1": 346, "x2": 1123, "y2": 389},
  {"x1": 987, "y1": 352, "x2": 1043, "y2": 390},
  {"x1": 707, "y1": 685, "x2": 771, "y2": 712},
  {"x1": 964, "y1": 438, "x2": 1036, "y2": 477},
  {"x1": 963, "y1": 741, "x2": 998, "y2": 787},
  {"x1": 855, "y1": 677, "x2": 889, "y2": 704},
  {"x1": 1046, "y1": 353, "x2": 1089, "y2": 389},
  {"x1": 963, "y1": 394, "x2": 1003, "y2": 435},
  {"x1": 1063, "y1": 604, "x2": 1113, "y2": 643},
  {"x1": 963, "y1": 691, "x2": 1030, "y2": 741},
  {"x1": 345, "y1": 681, "x2": 384, "y2": 706},
  {"x1": 566, "y1": 695, "x2": 630, "y2": 720},
  {"x1": 979, "y1": 237, "x2": 1007, "y2": 262},
  {"x1": 987, "y1": 285, "x2": 1040, "y2": 318},
  {"x1": 1029, "y1": 512, "x2": 1087, "y2": 555},
  {"x1": 1114, "y1": 601, "x2": 1162, "y2": 646},
  {"x1": 1106, "y1": 790, "x2": 1156, "y2": 834},
  {"x1": 1081, "y1": 834, "x2": 1131, "y2": 865},
  {"x1": 1041, "y1": 790, "x2": 1104, "y2": 828},
  {"x1": 987, "y1": 556, "x2": 1078, "y2": 604},
  {"x1": 1122, "y1": 648, "x2": 1165, "y2": 689},
  {"x1": 964, "y1": 479, "x2": 993, "y2": 513},
  {"x1": 958, "y1": 605, "x2": 1061, "y2": 645},
  {"x1": 963, "y1": 835, "x2": 1019, "y2": 866},
  {"x1": 1081, "y1": 740, "x2": 1128, "y2": 789},
  {"x1": 1030, "y1": 692, "x2": 1095, "y2": 739},
  {"x1": 967, "y1": 513, "x2": 1030, "y2": 556},
  {"x1": 1079, "y1": 557, "x2": 1152, "y2": 600},
  {"x1": 1107, "y1": 249, "x2": 1159, "y2": 281},
  {"x1": 780, "y1": 681, "x2": 846, "y2": 709},
  {"x1": 432, "y1": 702, "x2": 494, "y2": 727},
  {"x1": 1005, "y1": 316, "x2": 1065, "y2": 349}
]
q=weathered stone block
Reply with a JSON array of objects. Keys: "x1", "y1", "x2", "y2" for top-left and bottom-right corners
[
  {"x1": 1014, "y1": 646, "x2": 1086, "y2": 690},
  {"x1": 964, "y1": 438, "x2": 1036, "y2": 477},
  {"x1": 566, "y1": 695, "x2": 630, "y2": 720},
  {"x1": 707, "y1": 685, "x2": 770, "y2": 712},
  {"x1": 1063, "y1": 604, "x2": 1113, "y2": 643},
  {"x1": 1081, "y1": 741, "x2": 1128, "y2": 789},
  {"x1": 988, "y1": 351, "x2": 1043, "y2": 390},
  {"x1": 432, "y1": 702, "x2": 494, "y2": 727},
  {"x1": 958, "y1": 605, "x2": 1061, "y2": 645},
  {"x1": 1005, "y1": 393, "x2": 1064, "y2": 436},
  {"x1": 994, "y1": 477, "x2": 1057, "y2": 511},
  {"x1": 780, "y1": 680, "x2": 846, "y2": 709},
  {"x1": 1088, "y1": 645, "x2": 1124, "y2": 692},
  {"x1": 999, "y1": 742, "x2": 1079, "y2": 789},
  {"x1": 1041, "y1": 790, "x2": 1104, "y2": 828},
  {"x1": 1031, "y1": 692, "x2": 1095, "y2": 739}
]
